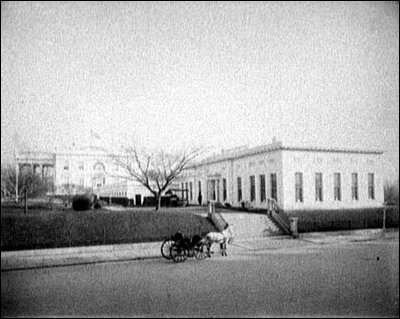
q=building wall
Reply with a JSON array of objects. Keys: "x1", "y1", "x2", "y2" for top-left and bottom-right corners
[
  {"x1": 281, "y1": 150, "x2": 384, "y2": 210},
  {"x1": 180, "y1": 148, "x2": 384, "y2": 211},
  {"x1": 54, "y1": 152, "x2": 122, "y2": 195},
  {"x1": 95, "y1": 180, "x2": 153, "y2": 205},
  {"x1": 180, "y1": 149, "x2": 284, "y2": 208}
]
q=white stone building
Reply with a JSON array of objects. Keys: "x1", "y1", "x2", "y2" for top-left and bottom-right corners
[
  {"x1": 15, "y1": 140, "x2": 384, "y2": 210},
  {"x1": 15, "y1": 147, "x2": 152, "y2": 204},
  {"x1": 177, "y1": 140, "x2": 384, "y2": 211}
]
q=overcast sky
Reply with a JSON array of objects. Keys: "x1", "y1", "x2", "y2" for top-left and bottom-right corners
[{"x1": 1, "y1": 1, "x2": 399, "y2": 181}]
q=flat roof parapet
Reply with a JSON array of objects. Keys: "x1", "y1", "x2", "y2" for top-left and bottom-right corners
[{"x1": 187, "y1": 144, "x2": 383, "y2": 169}]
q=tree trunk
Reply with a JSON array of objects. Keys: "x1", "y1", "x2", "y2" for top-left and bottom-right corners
[{"x1": 155, "y1": 193, "x2": 162, "y2": 211}]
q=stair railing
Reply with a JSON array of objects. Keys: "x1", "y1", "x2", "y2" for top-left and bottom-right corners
[{"x1": 267, "y1": 198, "x2": 291, "y2": 235}]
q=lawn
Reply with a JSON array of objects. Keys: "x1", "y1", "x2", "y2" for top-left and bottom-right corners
[
  {"x1": 0, "y1": 204, "x2": 218, "y2": 251},
  {"x1": 217, "y1": 204, "x2": 399, "y2": 233}
]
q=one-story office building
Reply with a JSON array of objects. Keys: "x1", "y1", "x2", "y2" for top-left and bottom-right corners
[{"x1": 177, "y1": 140, "x2": 384, "y2": 211}]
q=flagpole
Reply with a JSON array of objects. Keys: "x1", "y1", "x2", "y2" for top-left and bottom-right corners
[{"x1": 15, "y1": 148, "x2": 19, "y2": 203}]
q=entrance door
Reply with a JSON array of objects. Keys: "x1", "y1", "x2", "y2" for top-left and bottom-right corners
[
  {"x1": 135, "y1": 194, "x2": 142, "y2": 206},
  {"x1": 207, "y1": 180, "x2": 217, "y2": 201}
]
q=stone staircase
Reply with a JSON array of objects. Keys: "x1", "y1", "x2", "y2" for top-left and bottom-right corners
[{"x1": 219, "y1": 212, "x2": 283, "y2": 240}]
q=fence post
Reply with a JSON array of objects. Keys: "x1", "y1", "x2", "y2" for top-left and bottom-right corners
[
  {"x1": 208, "y1": 201, "x2": 214, "y2": 219},
  {"x1": 289, "y1": 217, "x2": 299, "y2": 239}
]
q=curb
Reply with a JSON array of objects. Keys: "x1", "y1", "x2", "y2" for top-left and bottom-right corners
[
  {"x1": 1, "y1": 241, "x2": 164, "y2": 258},
  {"x1": 1, "y1": 242, "x2": 163, "y2": 271},
  {"x1": 2, "y1": 229, "x2": 397, "y2": 271}
]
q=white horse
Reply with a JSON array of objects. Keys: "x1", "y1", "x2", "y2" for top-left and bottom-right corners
[{"x1": 205, "y1": 224, "x2": 234, "y2": 256}]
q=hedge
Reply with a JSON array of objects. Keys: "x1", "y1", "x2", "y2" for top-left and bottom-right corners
[
  {"x1": 0, "y1": 207, "x2": 218, "y2": 251},
  {"x1": 286, "y1": 207, "x2": 399, "y2": 233}
]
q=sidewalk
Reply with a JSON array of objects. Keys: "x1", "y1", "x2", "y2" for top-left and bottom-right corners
[{"x1": 1, "y1": 228, "x2": 398, "y2": 271}]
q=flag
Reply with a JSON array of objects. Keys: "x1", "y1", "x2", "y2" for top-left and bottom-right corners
[{"x1": 90, "y1": 129, "x2": 101, "y2": 140}]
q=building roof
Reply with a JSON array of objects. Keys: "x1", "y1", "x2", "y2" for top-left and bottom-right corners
[{"x1": 188, "y1": 142, "x2": 384, "y2": 168}]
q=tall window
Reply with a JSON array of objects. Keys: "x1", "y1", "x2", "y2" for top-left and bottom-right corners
[
  {"x1": 237, "y1": 177, "x2": 242, "y2": 202},
  {"x1": 259, "y1": 175, "x2": 266, "y2": 202},
  {"x1": 198, "y1": 181, "x2": 202, "y2": 197},
  {"x1": 181, "y1": 182, "x2": 184, "y2": 199},
  {"x1": 189, "y1": 182, "x2": 193, "y2": 201},
  {"x1": 368, "y1": 173, "x2": 375, "y2": 199},
  {"x1": 315, "y1": 173, "x2": 323, "y2": 202},
  {"x1": 295, "y1": 172, "x2": 303, "y2": 202},
  {"x1": 222, "y1": 178, "x2": 227, "y2": 201},
  {"x1": 351, "y1": 173, "x2": 358, "y2": 200},
  {"x1": 79, "y1": 162, "x2": 84, "y2": 171},
  {"x1": 185, "y1": 182, "x2": 188, "y2": 200},
  {"x1": 334, "y1": 173, "x2": 341, "y2": 201},
  {"x1": 270, "y1": 173, "x2": 277, "y2": 201},
  {"x1": 250, "y1": 175, "x2": 256, "y2": 202}
]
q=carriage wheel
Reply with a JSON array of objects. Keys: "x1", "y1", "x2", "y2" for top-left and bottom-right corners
[
  {"x1": 194, "y1": 242, "x2": 208, "y2": 260},
  {"x1": 171, "y1": 245, "x2": 188, "y2": 263},
  {"x1": 161, "y1": 239, "x2": 174, "y2": 260}
]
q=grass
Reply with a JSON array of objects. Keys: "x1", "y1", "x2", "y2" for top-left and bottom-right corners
[
  {"x1": 0, "y1": 204, "x2": 218, "y2": 251},
  {"x1": 2, "y1": 201, "x2": 398, "y2": 251}
]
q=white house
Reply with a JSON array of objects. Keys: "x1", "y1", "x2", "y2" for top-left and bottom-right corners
[
  {"x1": 177, "y1": 140, "x2": 384, "y2": 211},
  {"x1": 15, "y1": 147, "x2": 152, "y2": 203},
  {"x1": 15, "y1": 140, "x2": 384, "y2": 210}
]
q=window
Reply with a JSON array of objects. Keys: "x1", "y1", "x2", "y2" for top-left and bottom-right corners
[
  {"x1": 237, "y1": 177, "x2": 242, "y2": 202},
  {"x1": 295, "y1": 172, "x2": 303, "y2": 202},
  {"x1": 181, "y1": 183, "x2": 184, "y2": 199},
  {"x1": 368, "y1": 173, "x2": 375, "y2": 199},
  {"x1": 64, "y1": 161, "x2": 69, "y2": 170},
  {"x1": 216, "y1": 180, "x2": 220, "y2": 202},
  {"x1": 222, "y1": 178, "x2": 227, "y2": 201},
  {"x1": 189, "y1": 182, "x2": 193, "y2": 201},
  {"x1": 94, "y1": 162, "x2": 105, "y2": 172},
  {"x1": 198, "y1": 181, "x2": 202, "y2": 197},
  {"x1": 351, "y1": 173, "x2": 358, "y2": 200},
  {"x1": 315, "y1": 173, "x2": 323, "y2": 202},
  {"x1": 270, "y1": 174, "x2": 277, "y2": 201},
  {"x1": 334, "y1": 173, "x2": 341, "y2": 201},
  {"x1": 79, "y1": 162, "x2": 84, "y2": 171},
  {"x1": 250, "y1": 175, "x2": 256, "y2": 202},
  {"x1": 259, "y1": 175, "x2": 266, "y2": 202},
  {"x1": 185, "y1": 183, "x2": 188, "y2": 200}
]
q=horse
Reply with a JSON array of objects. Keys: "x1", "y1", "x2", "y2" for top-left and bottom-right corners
[{"x1": 205, "y1": 224, "x2": 234, "y2": 256}]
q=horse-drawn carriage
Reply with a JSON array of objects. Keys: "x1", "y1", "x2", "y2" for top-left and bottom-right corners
[
  {"x1": 161, "y1": 225, "x2": 234, "y2": 263},
  {"x1": 160, "y1": 232, "x2": 210, "y2": 262}
]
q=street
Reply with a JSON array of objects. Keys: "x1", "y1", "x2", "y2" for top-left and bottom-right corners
[{"x1": 2, "y1": 239, "x2": 399, "y2": 318}]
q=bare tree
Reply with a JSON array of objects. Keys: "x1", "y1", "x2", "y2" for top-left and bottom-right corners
[
  {"x1": 1, "y1": 164, "x2": 48, "y2": 213},
  {"x1": 384, "y1": 179, "x2": 399, "y2": 206},
  {"x1": 107, "y1": 145, "x2": 201, "y2": 211}
]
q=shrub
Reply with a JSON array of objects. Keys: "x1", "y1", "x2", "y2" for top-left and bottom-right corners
[
  {"x1": 72, "y1": 195, "x2": 92, "y2": 211},
  {"x1": 94, "y1": 201, "x2": 102, "y2": 209}
]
